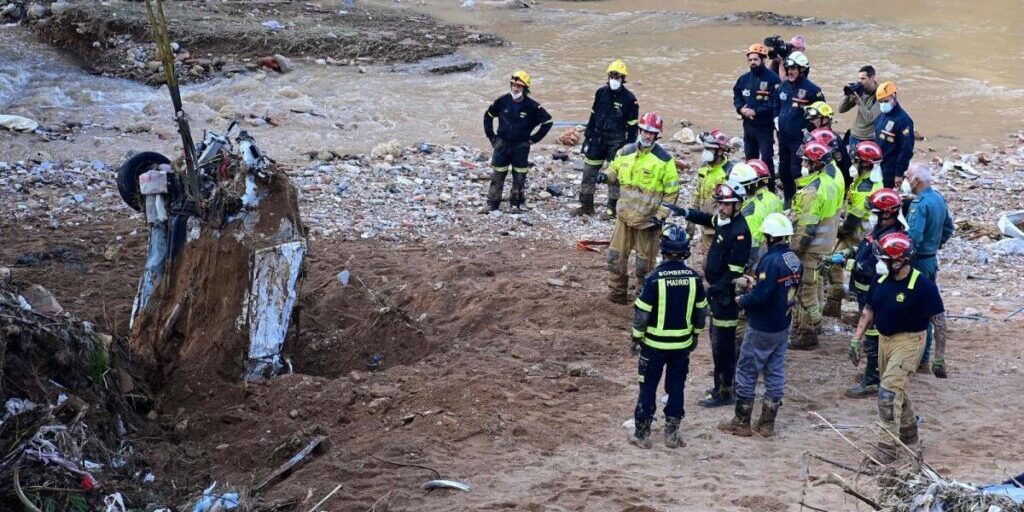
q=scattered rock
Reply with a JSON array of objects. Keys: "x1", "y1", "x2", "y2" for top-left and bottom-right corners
[
  {"x1": 272, "y1": 54, "x2": 294, "y2": 73},
  {"x1": 428, "y1": 61, "x2": 481, "y2": 74},
  {"x1": 673, "y1": 128, "x2": 696, "y2": 144},
  {"x1": 546, "y1": 278, "x2": 566, "y2": 287},
  {"x1": 19, "y1": 285, "x2": 64, "y2": 316},
  {"x1": 367, "y1": 397, "x2": 393, "y2": 414},
  {"x1": 557, "y1": 128, "x2": 581, "y2": 146},
  {"x1": 0, "y1": 115, "x2": 39, "y2": 132},
  {"x1": 567, "y1": 361, "x2": 600, "y2": 378}
]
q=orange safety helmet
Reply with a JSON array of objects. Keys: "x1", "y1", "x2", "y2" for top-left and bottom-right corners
[
  {"x1": 747, "y1": 43, "x2": 769, "y2": 57},
  {"x1": 876, "y1": 81, "x2": 897, "y2": 100}
]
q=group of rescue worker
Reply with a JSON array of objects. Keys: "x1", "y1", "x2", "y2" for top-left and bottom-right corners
[{"x1": 481, "y1": 43, "x2": 953, "y2": 464}]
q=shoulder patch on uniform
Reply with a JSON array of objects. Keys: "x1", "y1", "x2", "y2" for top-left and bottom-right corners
[
  {"x1": 651, "y1": 144, "x2": 672, "y2": 162},
  {"x1": 619, "y1": 143, "x2": 639, "y2": 156},
  {"x1": 737, "y1": 234, "x2": 745, "y2": 240},
  {"x1": 783, "y1": 251, "x2": 801, "y2": 272}
]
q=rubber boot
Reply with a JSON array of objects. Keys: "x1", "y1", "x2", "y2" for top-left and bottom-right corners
[
  {"x1": 600, "y1": 199, "x2": 618, "y2": 221},
  {"x1": 509, "y1": 173, "x2": 527, "y2": 213},
  {"x1": 753, "y1": 397, "x2": 781, "y2": 437},
  {"x1": 607, "y1": 270, "x2": 629, "y2": 304},
  {"x1": 872, "y1": 442, "x2": 900, "y2": 465},
  {"x1": 717, "y1": 398, "x2": 753, "y2": 437},
  {"x1": 482, "y1": 169, "x2": 507, "y2": 213},
  {"x1": 845, "y1": 381, "x2": 879, "y2": 399},
  {"x1": 571, "y1": 194, "x2": 595, "y2": 216},
  {"x1": 788, "y1": 331, "x2": 819, "y2": 351},
  {"x1": 628, "y1": 418, "x2": 653, "y2": 449},
  {"x1": 699, "y1": 386, "x2": 735, "y2": 408},
  {"x1": 664, "y1": 416, "x2": 685, "y2": 448},
  {"x1": 899, "y1": 421, "x2": 919, "y2": 446},
  {"x1": 822, "y1": 297, "x2": 842, "y2": 318}
]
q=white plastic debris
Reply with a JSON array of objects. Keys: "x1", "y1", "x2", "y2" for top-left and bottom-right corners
[
  {"x1": 997, "y1": 211, "x2": 1024, "y2": 240},
  {"x1": 0, "y1": 114, "x2": 39, "y2": 132},
  {"x1": 191, "y1": 482, "x2": 239, "y2": 512},
  {"x1": 103, "y1": 492, "x2": 127, "y2": 512},
  {"x1": 337, "y1": 270, "x2": 350, "y2": 286}
]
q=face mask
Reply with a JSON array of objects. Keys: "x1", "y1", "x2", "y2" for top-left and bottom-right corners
[
  {"x1": 800, "y1": 165, "x2": 811, "y2": 177},
  {"x1": 870, "y1": 164, "x2": 883, "y2": 183},
  {"x1": 701, "y1": 150, "x2": 715, "y2": 163},
  {"x1": 716, "y1": 213, "x2": 732, "y2": 226},
  {"x1": 637, "y1": 134, "x2": 653, "y2": 148},
  {"x1": 609, "y1": 78, "x2": 622, "y2": 90},
  {"x1": 900, "y1": 179, "x2": 913, "y2": 195},
  {"x1": 868, "y1": 214, "x2": 879, "y2": 228},
  {"x1": 510, "y1": 89, "x2": 523, "y2": 100},
  {"x1": 879, "y1": 102, "x2": 893, "y2": 114},
  {"x1": 875, "y1": 260, "x2": 889, "y2": 276}
]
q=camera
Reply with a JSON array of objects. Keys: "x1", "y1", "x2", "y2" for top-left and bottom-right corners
[
  {"x1": 843, "y1": 82, "x2": 864, "y2": 96},
  {"x1": 763, "y1": 35, "x2": 793, "y2": 61}
]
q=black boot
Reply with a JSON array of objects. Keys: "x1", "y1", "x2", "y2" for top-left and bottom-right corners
[
  {"x1": 717, "y1": 398, "x2": 753, "y2": 437},
  {"x1": 664, "y1": 416, "x2": 684, "y2": 448},
  {"x1": 600, "y1": 199, "x2": 618, "y2": 220},
  {"x1": 899, "y1": 421, "x2": 919, "y2": 446},
  {"x1": 482, "y1": 169, "x2": 508, "y2": 213},
  {"x1": 571, "y1": 194, "x2": 595, "y2": 216},
  {"x1": 628, "y1": 418, "x2": 653, "y2": 449},
  {"x1": 509, "y1": 172, "x2": 527, "y2": 213},
  {"x1": 753, "y1": 397, "x2": 782, "y2": 437}
]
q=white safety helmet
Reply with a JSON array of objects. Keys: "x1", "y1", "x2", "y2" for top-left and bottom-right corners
[
  {"x1": 761, "y1": 213, "x2": 794, "y2": 237},
  {"x1": 728, "y1": 163, "x2": 759, "y2": 189},
  {"x1": 785, "y1": 51, "x2": 810, "y2": 69}
]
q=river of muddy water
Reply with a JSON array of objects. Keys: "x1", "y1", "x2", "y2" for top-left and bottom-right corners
[{"x1": 1, "y1": 0, "x2": 1021, "y2": 164}]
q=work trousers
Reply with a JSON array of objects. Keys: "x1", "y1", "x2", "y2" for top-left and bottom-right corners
[
  {"x1": 793, "y1": 254, "x2": 823, "y2": 337},
  {"x1": 827, "y1": 235, "x2": 859, "y2": 303},
  {"x1": 856, "y1": 297, "x2": 881, "y2": 387},
  {"x1": 607, "y1": 222, "x2": 659, "y2": 299},
  {"x1": 914, "y1": 256, "x2": 939, "y2": 365},
  {"x1": 709, "y1": 287, "x2": 739, "y2": 394},
  {"x1": 734, "y1": 326, "x2": 790, "y2": 400},
  {"x1": 635, "y1": 345, "x2": 691, "y2": 422},
  {"x1": 743, "y1": 124, "x2": 776, "y2": 191},
  {"x1": 777, "y1": 134, "x2": 803, "y2": 202},
  {"x1": 487, "y1": 141, "x2": 531, "y2": 209},
  {"x1": 580, "y1": 133, "x2": 624, "y2": 206},
  {"x1": 877, "y1": 331, "x2": 926, "y2": 443}
]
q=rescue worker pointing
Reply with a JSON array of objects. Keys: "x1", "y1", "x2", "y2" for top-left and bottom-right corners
[
  {"x1": 628, "y1": 226, "x2": 708, "y2": 449},
  {"x1": 574, "y1": 60, "x2": 639, "y2": 218},
  {"x1": 481, "y1": 70, "x2": 553, "y2": 214},
  {"x1": 597, "y1": 112, "x2": 680, "y2": 304}
]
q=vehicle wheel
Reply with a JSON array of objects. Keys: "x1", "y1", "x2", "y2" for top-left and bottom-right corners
[{"x1": 117, "y1": 151, "x2": 170, "y2": 211}]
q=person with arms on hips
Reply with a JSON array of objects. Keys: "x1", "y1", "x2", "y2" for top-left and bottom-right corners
[
  {"x1": 788, "y1": 141, "x2": 842, "y2": 350},
  {"x1": 829, "y1": 188, "x2": 904, "y2": 398},
  {"x1": 597, "y1": 112, "x2": 679, "y2": 304},
  {"x1": 674, "y1": 182, "x2": 752, "y2": 408},
  {"x1": 481, "y1": 70, "x2": 553, "y2": 214},
  {"x1": 903, "y1": 162, "x2": 954, "y2": 372},
  {"x1": 691, "y1": 130, "x2": 734, "y2": 259},
  {"x1": 823, "y1": 141, "x2": 884, "y2": 318},
  {"x1": 628, "y1": 226, "x2": 707, "y2": 449},
  {"x1": 774, "y1": 51, "x2": 824, "y2": 207},
  {"x1": 733, "y1": 43, "x2": 781, "y2": 191},
  {"x1": 838, "y1": 65, "x2": 880, "y2": 153},
  {"x1": 574, "y1": 60, "x2": 639, "y2": 219},
  {"x1": 873, "y1": 81, "x2": 914, "y2": 189},
  {"x1": 719, "y1": 213, "x2": 802, "y2": 438},
  {"x1": 851, "y1": 232, "x2": 948, "y2": 464}
]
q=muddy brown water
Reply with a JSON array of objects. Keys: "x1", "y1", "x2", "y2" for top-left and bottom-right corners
[{"x1": 1, "y1": 0, "x2": 1021, "y2": 164}]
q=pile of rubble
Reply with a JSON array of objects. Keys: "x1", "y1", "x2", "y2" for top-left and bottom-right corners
[{"x1": 0, "y1": 158, "x2": 134, "y2": 229}]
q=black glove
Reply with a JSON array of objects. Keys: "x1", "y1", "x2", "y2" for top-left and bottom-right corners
[
  {"x1": 648, "y1": 216, "x2": 664, "y2": 229},
  {"x1": 932, "y1": 357, "x2": 948, "y2": 379},
  {"x1": 490, "y1": 137, "x2": 503, "y2": 150},
  {"x1": 595, "y1": 172, "x2": 608, "y2": 184},
  {"x1": 630, "y1": 338, "x2": 642, "y2": 356}
]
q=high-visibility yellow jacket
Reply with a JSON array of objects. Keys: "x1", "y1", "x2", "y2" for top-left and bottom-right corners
[
  {"x1": 605, "y1": 143, "x2": 680, "y2": 228},
  {"x1": 741, "y1": 187, "x2": 784, "y2": 248},
  {"x1": 692, "y1": 159, "x2": 733, "y2": 214},
  {"x1": 792, "y1": 169, "x2": 842, "y2": 256}
]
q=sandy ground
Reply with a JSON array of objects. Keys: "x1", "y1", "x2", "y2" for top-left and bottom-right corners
[{"x1": 3, "y1": 210, "x2": 1022, "y2": 511}]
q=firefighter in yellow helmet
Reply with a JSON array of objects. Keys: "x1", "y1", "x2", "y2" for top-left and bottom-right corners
[
  {"x1": 574, "y1": 60, "x2": 639, "y2": 218},
  {"x1": 481, "y1": 70, "x2": 553, "y2": 213}
]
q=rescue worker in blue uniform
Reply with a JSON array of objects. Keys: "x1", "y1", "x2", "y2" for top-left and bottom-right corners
[
  {"x1": 733, "y1": 43, "x2": 781, "y2": 191},
  {"x1": 774, "y1": 51, "x2": 825, "y2": 206},
  {"x1": 481, "y1": 70, "x2": 553, "y2": 213},
  {"x1": 828, "y1": 188, "x2": 905, "y2": 398},
  {"x1": 720, "y1": 213, "x2": 802, "y2": 438},
  {"x1": 628, "y1": 226, "x2": 708, "y2": 449},
  {"x1": 873, "y1": 81, "x2": 915, "y2": 189},
  {"x1": 672, "y1": 182, "x2": 752, "y2": 408},
  {"x1": 574, "y1": 60, "x2": 640, "y2": 218}
]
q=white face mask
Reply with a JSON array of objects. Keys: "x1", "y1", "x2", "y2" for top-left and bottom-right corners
[
  {"x1": 701, "y1": 149, "x2": 715, "y2": 163},
  {"x1": 875, "y1": 260, "x2": 889, "y2": 276},
  {"x1": 716, "y1": 213, "x2": 732, "y2": 226},
  {"x1": 868, "y1": 213, "x2": 879, "y2": 228},
  {"x1": 870, "y1": 164, "x2": 883, "y2": 183},
  {"x1": 800, "y1": 164, "x2": 811, "y2": 177},
  {"x1": 609, "y1": 78, "x2": 622, "y2": 90},
  {"x1": 900, "y1": 179, "x2": 913, "y2": 195},
  {"x1": 637, "y1": 134, "x2": 653, "y2": 148},
  {"x1": 510, "y1": 88, "x2": 523, "y2": 100}
]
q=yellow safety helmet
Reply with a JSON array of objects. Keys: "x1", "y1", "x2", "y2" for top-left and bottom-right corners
[
  {"x1": 876, "y1": 81, "x2": 897, "y2": 100},
  {"x1": 805, "y1": 100, "x2": 834, "y2": 120},
  {"x1": 606, "y1": 59, "x2": 629, "y2": 77},
  {"x1": 510, "y1": 70, "x2": 532, "y2": 89}
]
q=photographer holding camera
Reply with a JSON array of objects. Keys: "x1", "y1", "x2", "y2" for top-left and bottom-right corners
[
  {"x1": 839, "y1": 65, "x2": 881, "y2": 153},
  {"x1": 764, "y1": 35, "x2": 806, "y2": 81}
]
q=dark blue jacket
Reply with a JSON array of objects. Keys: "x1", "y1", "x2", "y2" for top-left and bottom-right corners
[
  {"x1": 850, "y1": 221, "x2": 903, "y2": 297},
  {"x1": 774, "y1": 76, "x2": 824, "y2": 140},
  {"x1": 484, "y1": 94, "x2": 553, "y2": 144},
  {"x1": 585, "y1": 85, "x2": 639, "y2": 142},
  {"x1": 733, "y1": 65, "x2": 781, "y2": 129},
  {"x1": 874, "y1": 103, "x2": 915, "y2": 181},
  {"x1": 739, "y1": 243, "x2": 803, "y2": 333},
  {"x1": 907, "y1": 186, "x2": 954, "y2": 258}
]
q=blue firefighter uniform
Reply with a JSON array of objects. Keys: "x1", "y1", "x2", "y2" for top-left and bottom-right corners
[
  {"x1": 775, "y1": 76, "x2": 825, "y2": 202},
  {"x1": 733, "y1": 66, "x2": 781, "y2": 187},
  {"x1": 874, "y1": 103, "x2": 914, "y2": 188}
]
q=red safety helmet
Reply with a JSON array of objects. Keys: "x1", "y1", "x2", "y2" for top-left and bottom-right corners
[
  {"x1": 867, "y1": 188, "x2": 902, "y2": 216},
  {"x1": 713, "y1": 181, "x2": 745, "y2": 203},
  {"x1": 853, "y1": 140, "x2": 884, "y2": 164},
  {"x1": 800, "y1": 141, "x2": 832, "y2": 164},
  {"x1": 700, "y1": 129, "x2": 731, "y2": 150},
  {"x1": 747, "y1": 159, "x2": 771, "y2": 181},
  {"x1": 638, "y1": 112, "x2": 664, "y2": 133},
  {"x1": 874, "y1": 232, "x2": 916, "y2": 262},
  {"x1": 808, "y1": 128, "x2": 838, "y2": 148}
]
